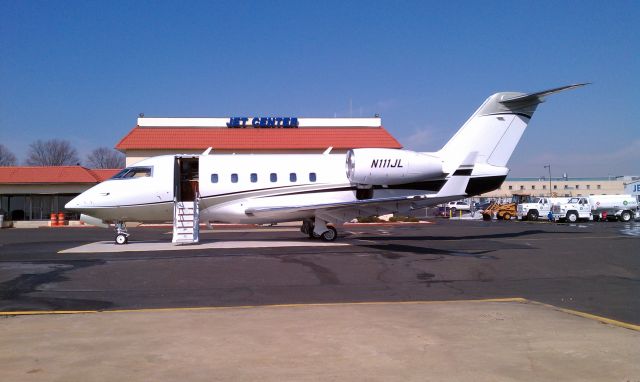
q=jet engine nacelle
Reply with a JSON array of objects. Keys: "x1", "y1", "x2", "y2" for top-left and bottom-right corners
[{"x1": 346, "y1": 148, "x2": 445, "y2": 185}]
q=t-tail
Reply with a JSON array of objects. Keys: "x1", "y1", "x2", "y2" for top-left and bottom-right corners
[{"x1": 438, "y1": 83, "x2": 588, "y2": 175}]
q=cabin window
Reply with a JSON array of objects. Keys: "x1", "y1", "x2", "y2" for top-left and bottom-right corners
[
  {"x1": 250, "y1": 173, "x2": 258, "y2": 183},
  {"x1": 231, "y1": 173, "x2": 238, "y2": 183},
  {"x1": 290, "y1": 173, "x2": 297, "y2": 182},
  {"x1": 270, "y1": 173, "x2": 277, "y2": 182},
  {"x1": 211, "y1": 174, "x2": 218, "y2": 183},
  {"x1": 111, "y1": 166, "x2": 153, "y2": 179},
  {"x1": 309, "y1": 172, "x2": 317, "y2": 182}
]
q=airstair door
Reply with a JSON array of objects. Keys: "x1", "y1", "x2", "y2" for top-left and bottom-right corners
[{"x1": 172, "y1": 156, "x2": 200, "y2": 244}]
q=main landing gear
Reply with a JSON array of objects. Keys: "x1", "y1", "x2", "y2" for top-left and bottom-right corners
[
  {"x1": 114, "y1": 221, "x2": 130, "y2": 245},
  {"x1": 301, "y1": 218, "x2": 338, "y2": 242}
]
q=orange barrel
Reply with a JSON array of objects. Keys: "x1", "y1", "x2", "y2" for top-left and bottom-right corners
[
  {"x1": 57, "y1": 212, "x2": 66, "y2": 226},
  {"x1": 50, "y1": 213, "x2": 58, "y2": 226}
]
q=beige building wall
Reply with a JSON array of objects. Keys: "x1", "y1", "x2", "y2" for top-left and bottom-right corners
[{"x1": 481, "y1": 179, "x2": 626, "y2": 198}]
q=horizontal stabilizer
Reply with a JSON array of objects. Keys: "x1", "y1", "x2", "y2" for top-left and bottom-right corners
[{"x1": 500, "y1": 83, "x2": 589, "y2": 105}]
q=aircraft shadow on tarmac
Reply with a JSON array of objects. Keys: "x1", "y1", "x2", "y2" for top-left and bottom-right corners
[
  {"x1": 352, "y1": 229, "x2": 586, "y2": 242},
  {"x1": 357, "y1": 243, "x2": 498, "y2": 260}
]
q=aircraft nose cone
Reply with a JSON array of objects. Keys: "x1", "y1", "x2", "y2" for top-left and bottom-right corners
[{"x1": 65, "y1": 195, "x2": 87, "y2": 210}]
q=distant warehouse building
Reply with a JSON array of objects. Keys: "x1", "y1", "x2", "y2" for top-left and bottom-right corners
[
  {"x1": 480, "y1": 177, "x2": 634, "y2": 199},
  {"x1": 116, "y1": 117, "x2": 401, "y2": 166}
]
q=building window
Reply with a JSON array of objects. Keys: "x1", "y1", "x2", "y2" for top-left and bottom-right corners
[
  {"x1": 576, "y1": 185, "x2": 580, "y2": 189},
  {"x1": 309, "y1": 172, "x2": 317, "y2": 182},
  {"x1": 250, "y1": 173, "x2": 257, "y2": 183},
  {"x1": 531, "y1": 185, "x2": 536, "y2": 190},
  {"x1": 289, "y1": 173, "x2": 297, "y2": 182},
  {"x1": 586, "y1": 185, "x2": 590, "y2": 190},
  {"x1": 270, "y1": 173, "x2": 277, "y2": 182},
  {"x1": 564, "y1": 185, "x2": 568, "y2": 190},
  {"x1": 211, "y1": 174, "x2": 218, "y2": 183},
  {"x1": 231, "y1": 174, "x2": 238, "y2": 183},
  {"x1": 543, "y1": 185, "x2": 547, "y2": 190},
  {"x1": 520, "y1": 185, "x2": 524, "y2": 190},
  {"x1": 508, "y1": 185, "x2": 513, "y2": 190},
  {"x1": 554, "y1": 185, "x2": 558, "y2": 190},
  {"x1": 597, "y1": 185, "x2": 601, "y2": 190}
]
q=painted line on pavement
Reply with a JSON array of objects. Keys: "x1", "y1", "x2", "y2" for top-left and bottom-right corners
[{"x1": 2, "y1": 298, "x2": 637, "y2": 332}]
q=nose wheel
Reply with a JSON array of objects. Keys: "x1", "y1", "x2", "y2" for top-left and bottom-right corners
[{"x1": 114, "y1": 221, "x2": 130, "y2": 245}]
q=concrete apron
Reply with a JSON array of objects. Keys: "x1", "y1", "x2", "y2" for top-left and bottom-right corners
[{"x1": 1, "y1": 300, "x2": 639, "y2": 382}]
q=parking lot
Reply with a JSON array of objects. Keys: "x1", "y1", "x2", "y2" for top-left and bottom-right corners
[{"x1": 1, "y1": 220, "x2": 639, "y2": 380}]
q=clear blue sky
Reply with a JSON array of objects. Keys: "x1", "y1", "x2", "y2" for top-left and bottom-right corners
[{"x1": 1, "y1": 0, "x2": 638, "y2": 177}]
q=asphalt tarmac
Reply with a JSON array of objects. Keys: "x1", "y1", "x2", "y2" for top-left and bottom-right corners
[{"x1": 1, "y1": 219, "x2": 639, "y2": 324}]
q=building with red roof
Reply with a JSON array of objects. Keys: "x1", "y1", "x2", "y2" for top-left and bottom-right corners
[
  {"x1": 0, "y1": 166, "x2": 119, "y2": 222},
  {"x1": 116, "y1": 117, "x2": 402, "y2": 166}
]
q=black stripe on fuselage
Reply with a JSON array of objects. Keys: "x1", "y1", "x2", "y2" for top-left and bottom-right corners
[
  {"x1": 488, "y1": 112, "x2": 532, "y2": 119},
  {"x1": 465, "y1": 175, "x2": 507, "y2": 195},
  {"x1": 452, "y1": 169, "x2": 473, "y2": 176}
]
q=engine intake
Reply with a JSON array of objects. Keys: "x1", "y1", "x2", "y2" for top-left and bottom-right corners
[{"x1": 346, "y1": 148, "x2": 444, "y2": 185}]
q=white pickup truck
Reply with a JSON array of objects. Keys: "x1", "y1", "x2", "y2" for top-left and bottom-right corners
[
  {"x1": 552, "y1": 194, "x2": 638, "y2": 223},
  {"x1": 517, "y1": 197, "x2": 568, "y2": 221}
]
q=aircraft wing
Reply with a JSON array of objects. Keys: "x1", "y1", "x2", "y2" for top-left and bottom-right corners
[{"x1": 245, "y1": 152, "x2": 476, "y2": 221}]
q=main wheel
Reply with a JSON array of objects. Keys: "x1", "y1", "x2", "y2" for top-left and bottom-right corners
[
  {"x1": 320, "y1": 226, "x2": 338, "y2": 242},
  {"x1": 566, "y1": 211, "x2": 578, "y2": 223},
  {"x1": 502, "y1": 212, "x2": 512, "y2": 220},
  {"x1": 115, "y1": 233, "x2": 128, "y2": 245},
  {"x1": 482, "y1": 213, "x2": 491, "y2": 221},
  {"x1": 527, "y1": 210, "x2": 539, "y2": 221},
  {"x1": 620, "y1": 211, "x2": 632, "y2": 222}
]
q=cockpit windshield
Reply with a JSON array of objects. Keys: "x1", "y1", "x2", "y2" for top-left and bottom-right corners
[{"x1": 111, "y1": 166, "x2": 153, "y2": 179}]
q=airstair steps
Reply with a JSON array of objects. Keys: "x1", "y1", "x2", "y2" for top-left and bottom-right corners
[{"x1": 172, "y1": 200, "x2": 200, "y2": 245}]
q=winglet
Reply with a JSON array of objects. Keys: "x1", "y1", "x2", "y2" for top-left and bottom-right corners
[{"x1": 500, "y1": 83, "x2": 589, "y2": 105}]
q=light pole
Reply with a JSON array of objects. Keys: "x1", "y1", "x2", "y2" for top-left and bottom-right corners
[{"x1": 544, "y1": 165, "x2": 552, "y2": 197}]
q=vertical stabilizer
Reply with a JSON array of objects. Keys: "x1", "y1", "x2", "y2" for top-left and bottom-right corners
[{"x1": 438, "y1": 84, "x2": 587, "y2": 174}]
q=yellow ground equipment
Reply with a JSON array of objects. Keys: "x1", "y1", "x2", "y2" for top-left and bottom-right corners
[{"x1": 481, "y1": 194, "x2": 531, "y2": 221}]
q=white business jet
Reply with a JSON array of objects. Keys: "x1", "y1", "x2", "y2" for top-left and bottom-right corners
[{"x1": 66, "y1": 84, "x2": 586, "y2": 244}]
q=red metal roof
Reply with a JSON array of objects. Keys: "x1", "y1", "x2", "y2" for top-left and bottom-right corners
[
  {"x1": 115, "y1": 127, "x2": 402, "y2": 151},
  {"x1": 0, "y1": 167, "x2": 121, "y2": 184}
]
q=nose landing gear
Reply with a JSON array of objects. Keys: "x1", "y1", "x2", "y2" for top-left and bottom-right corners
[{"x1": 114, "y1": 221, "x2": 129, "y2": 245}]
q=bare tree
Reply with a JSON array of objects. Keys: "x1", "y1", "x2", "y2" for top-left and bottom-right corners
[
  {"x1": 0, "y1": 144, "x2": 17, "y2": 166},
  {"x1": 26, "y1": 139, "x2": 80, "y2": 166},
  {"x1": 86, "y1": 147, "x2": 125, "y2": 169}
]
